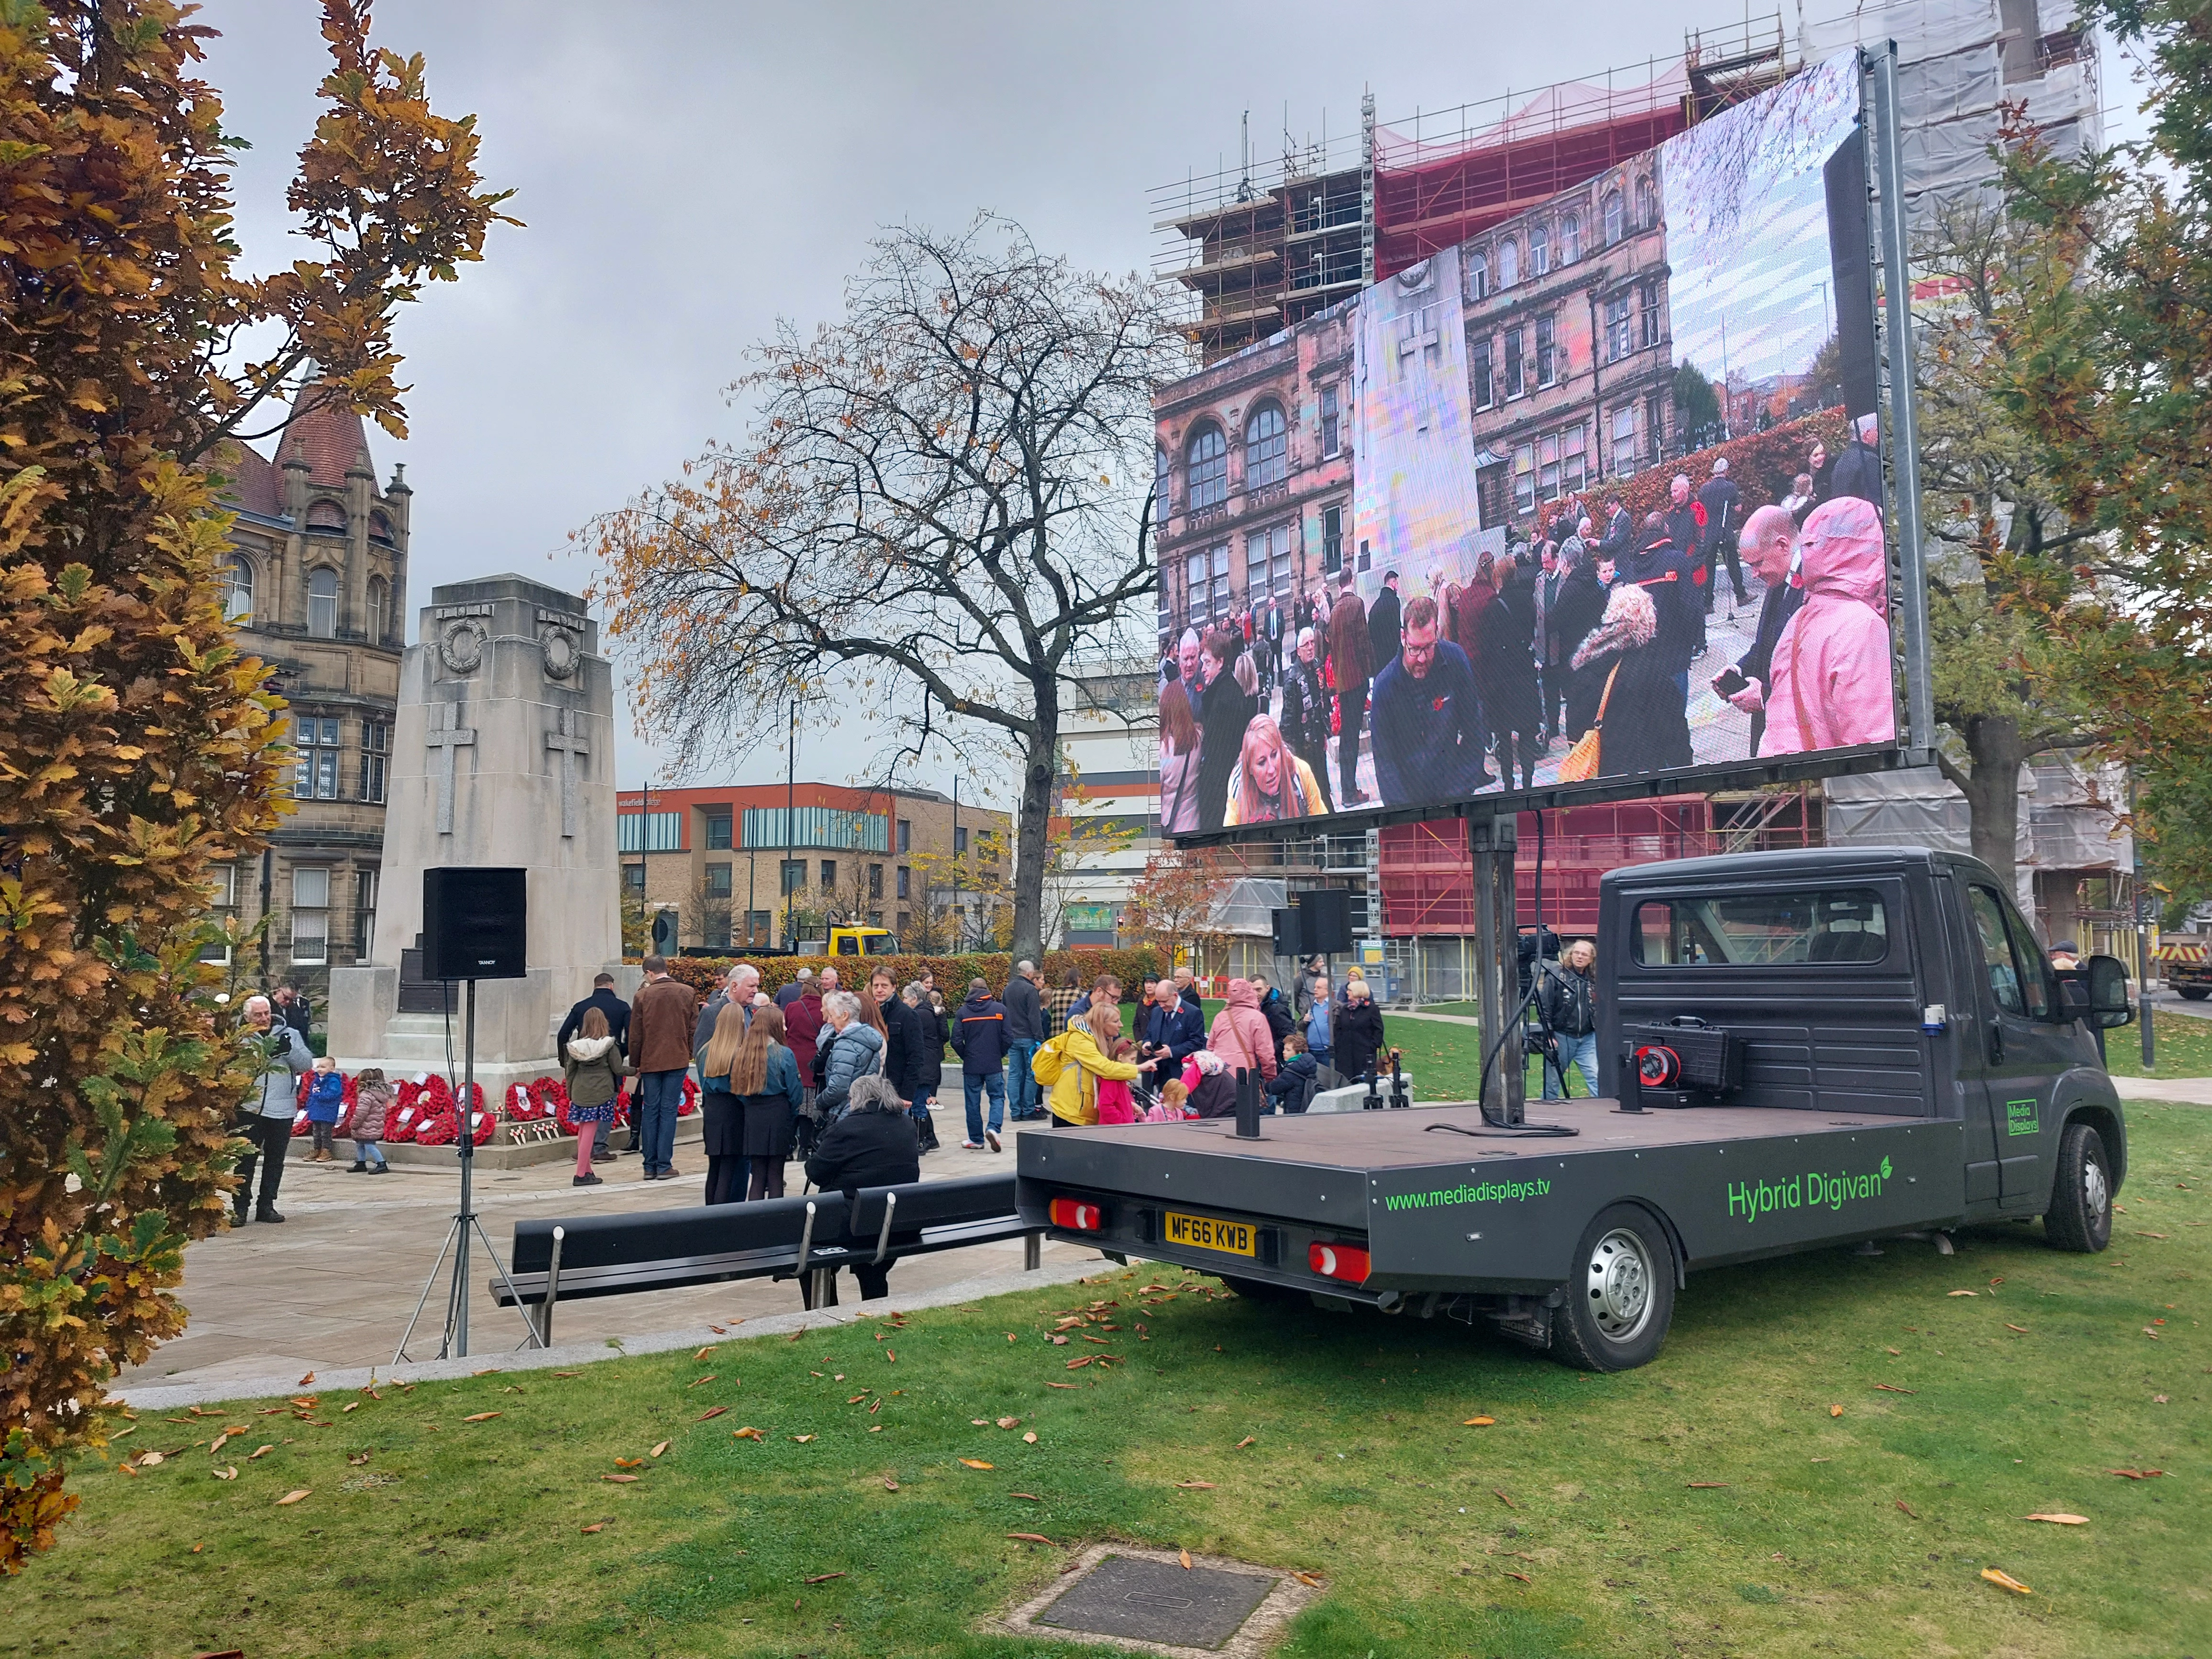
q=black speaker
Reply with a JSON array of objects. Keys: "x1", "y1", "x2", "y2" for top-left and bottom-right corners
[
  {"x1": 1299, "y1": 889, "x2": 1353, "y2": 956},
  {"x1": 421, "y1": 867, "x2": 528, "y2": 981},
  {"x1": 1271, "y1": 908, "x2": 1300, "y2": 957}
]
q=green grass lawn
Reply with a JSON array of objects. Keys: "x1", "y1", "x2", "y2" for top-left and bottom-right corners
[
  {"x1": 2105, "y1": 1008, "x2": 2212, "y2": 1079},
  {"x1": 22, "y1": 1105, "x2": 2211, "y2": 1657}
]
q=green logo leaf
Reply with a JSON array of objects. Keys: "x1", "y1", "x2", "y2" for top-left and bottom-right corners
[{"x1": 1879, "y1": 1156, "x2": 1892, "y2": 1179}]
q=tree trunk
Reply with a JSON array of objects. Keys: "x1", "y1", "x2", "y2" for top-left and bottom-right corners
[
  {"x1": 1953, "y1": 712, "x2": 2025, "y2": 891},
  {"x1": 1010, "y1": 696, "x2": 1059, "y2": 965}
]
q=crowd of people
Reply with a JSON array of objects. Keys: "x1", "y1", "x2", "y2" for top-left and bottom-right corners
[{"x1": 1161, "y1": 422, "x2": 1894, "y2": 818}]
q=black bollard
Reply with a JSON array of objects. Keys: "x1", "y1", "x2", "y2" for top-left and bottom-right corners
[{"x1": 1234, "y1": 1066, "x2": 1261, "y2": 1139}]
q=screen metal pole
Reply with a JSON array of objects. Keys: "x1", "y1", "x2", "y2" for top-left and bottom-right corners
[
  {"x1": 454, "y1": 976, "x2": 476, "y2": 1357},
  {"x1": 1871, "y1": 43, "x2": 1936, "y2": 759}
]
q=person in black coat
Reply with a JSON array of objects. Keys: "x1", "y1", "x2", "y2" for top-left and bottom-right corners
[
  {"x1": 1547, "y1": 552, "x2": 1609, "y2": 740},
  {"x1": 802, "y1": 1075, "x2": 919, "y2": 1305},
  {"x1": 1194, "y1": 631, "x2": 1256, "y2": 833},
  {"x1": 870, "y1": 967, "x2": 940, "y2": 1151},
  {"x1": 1333, "y1": 985, "x2": 1388, "y2": 1081},
  {"x1": 558, "y1": 976, "x2": 632, "y2": 1056},
  {"x1": 1254, "y1": 978, "x2": 1297, "y2": 1065},
  {"x1": 1475, "y1": 555, "x2": 1545, "y2": 789},
  {"x1": 1366, "y1": 572, "x2": 1403, "y2": 670},
  {"x1": 1569, "y1": 582, "x2": 1692, "y2": 779}
]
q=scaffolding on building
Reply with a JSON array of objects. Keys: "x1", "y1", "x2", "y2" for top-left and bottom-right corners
[{"x1": 1151, "y1": 13, "x2": 1792, "y2": 364}]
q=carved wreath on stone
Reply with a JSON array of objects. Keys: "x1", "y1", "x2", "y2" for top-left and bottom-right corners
[
  {"x1": 539, "y1": 626, "x2": 580, "y2": 680},
  {"x1": 438, "y1": 616, "x2": 488, "y2": 675}
]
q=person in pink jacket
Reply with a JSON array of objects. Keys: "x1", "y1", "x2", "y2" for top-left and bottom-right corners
[
  {"x1": 1761, "y1": 496, "x2": 1896, "y2": 755},
  {"x1": 1207, "y1": 978, "x2": 1279, "y2": 1081}
]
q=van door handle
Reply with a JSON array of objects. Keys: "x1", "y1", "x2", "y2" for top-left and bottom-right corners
[{"x1": 1987, "y1": 1019, "x2": 2004, "y2": 1065}]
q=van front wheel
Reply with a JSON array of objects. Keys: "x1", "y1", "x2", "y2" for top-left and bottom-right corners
[
  {"x1": 1550, "y1": 1204, "x2": 1677, "y2": 1372},
  {"x1": 2044, "y1": 1122, "x2": 2113, "y2": 1253}
]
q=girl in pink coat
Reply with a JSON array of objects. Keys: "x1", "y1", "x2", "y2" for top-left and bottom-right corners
[
  {"x1": 1207, "y1": 979, "x2": 1279, "y2": 1081},
  {"x1": 1762, "y1": 496, "x2": 1897, "y2": 755}
]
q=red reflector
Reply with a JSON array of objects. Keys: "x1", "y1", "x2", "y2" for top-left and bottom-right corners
[
  {"x1": 1308, "y1": 1241, "x2": 1371, "y2": 1283},
  {"x1": 1049, "y1": 1197, "x2": 1102, "y2": 1231}
]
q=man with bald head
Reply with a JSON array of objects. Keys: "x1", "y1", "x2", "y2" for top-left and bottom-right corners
[{"x1": 1713, "y1": 503, "x2": 1807, "y2": 756}]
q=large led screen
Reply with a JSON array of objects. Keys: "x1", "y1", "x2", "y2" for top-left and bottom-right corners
[{"x1": 1153, "y1": 54, "x2": 1894, "y2": 836}]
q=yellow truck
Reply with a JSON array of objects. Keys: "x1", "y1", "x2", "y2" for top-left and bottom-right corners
[
  {"x1": 2153, "y1": 933, "x2": 2210, "y2": 1001},
  {"x1": 826, "y1": 926, "x2": 901, "y2": 958}
]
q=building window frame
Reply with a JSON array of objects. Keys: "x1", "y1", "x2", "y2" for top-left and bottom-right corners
[
  {"x1": 306, "y1": 566, "x2": 340, "y2": 640},
  {"x1": 1320, "y1": 502, "x2": 1345, "y2": 574},
  {"x1": 1560, "y1": 212, "x2": 1581, "y2": 265},
  {"x1": 1471, "y1": 337, "x2": 1494, "y2": 410},
  {"x1": 1504, "y1": 327, "x2": 1526, "y2": 399},
  {"x1": 1611, "y1": 405, "x2": 1639, "y2": 477},
  {"x1": 1535, "y1": 314, "x2": 1559, "y2": 388},
  {"x1": 1604, "y1": 188, "x2": 1625, "y2": 245},
  {"x1": 1243, "y1": 400, "x2": 1288, "y2": 489},
  {"x1": 1468, "y1": 251, "x2": 1488, "y2": 300},
  {"x1": 1513, "y1": 442, "x2": 1537, "y2": 514},
  {"x1": 705, "y1": 812, "x2": 733, "y2": 850},
  {"x1": 1318, "y1": 384, "x2": 1341, "y2": 458},
  {"x1": 290, "y1": 864, "x2": 331, "y2": 966},
  {"x1": 223, "y1": 555, "x2": 255, "y2": 623},
  {"x1": 1184, "y1": 422, "x2": 1228, "y2": 511},
  {"x1": 360, "y1": 719, "x2": 389, "y2": 804},
  {"x1": 354, "y1": 867, "x2": 378, "y2": 961}
]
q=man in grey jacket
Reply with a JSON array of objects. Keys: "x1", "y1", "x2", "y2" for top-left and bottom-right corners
[
  {"x1": 233, "y1": 994, "x2": 313, "y2": 1224},
  {"x1": 1002, "y1": 960, "x2": 1046, "y2": 1121}
]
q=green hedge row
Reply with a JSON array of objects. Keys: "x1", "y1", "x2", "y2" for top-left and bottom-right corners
[{"x1": 660, "y1": 944, "x2": 1168, "y2": 1002}]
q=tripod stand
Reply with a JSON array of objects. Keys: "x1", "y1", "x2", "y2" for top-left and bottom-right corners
[{"x1": 394, "y1": 977, "x2": 543, "y2": 1363}]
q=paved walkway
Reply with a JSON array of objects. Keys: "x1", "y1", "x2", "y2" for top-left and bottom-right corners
[
  {"x1": 121, "y1": 1129, "x2": 1103, "y2": 1397},
  {"x1": 2109, "y1": 1075, "x2": 2212, "y2": 1106}
]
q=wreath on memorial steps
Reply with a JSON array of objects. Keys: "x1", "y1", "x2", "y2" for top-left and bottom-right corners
[
  {"x1": 291, "y1": 1072, "x2": 360, "y2": 1136},
  {"x1": 387, "y1": 1075, "x2": 484, "y2": 1146}
]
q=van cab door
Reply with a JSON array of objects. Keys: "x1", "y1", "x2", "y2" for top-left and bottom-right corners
[{"x1": 1961, "y1": 883, "x2": 2068, "y2": 1210}]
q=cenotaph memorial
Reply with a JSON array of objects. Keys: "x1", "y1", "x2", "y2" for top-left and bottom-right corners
[{"x1": 329, "y1": 575, "x2": 622, "y2": 1106}]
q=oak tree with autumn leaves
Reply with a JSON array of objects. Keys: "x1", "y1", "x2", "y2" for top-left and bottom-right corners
[
  {"x1": 0, "y1": 0, "x2": 509, "y2": 1568},
  {"x1": 588, "y1": 216, "x2": 1188, "y2": 966}
]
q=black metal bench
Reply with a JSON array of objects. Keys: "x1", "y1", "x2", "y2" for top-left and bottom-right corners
[{"x1": 492, "y1": 1172, "x2": 1033, "y2": 1339}]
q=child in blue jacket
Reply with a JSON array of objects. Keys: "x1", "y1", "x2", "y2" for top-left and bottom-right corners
[
  {"x1": 1263, "y1": 1033, "x2": 1319, "y2": 1114},
  {"x1": 304, "y1": 1055, "x2": 347, "y2": 1162}
]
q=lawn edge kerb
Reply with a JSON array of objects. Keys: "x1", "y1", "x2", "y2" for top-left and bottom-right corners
[{"x1": 109, "y1": 1254, "x2": 1108, "y2": 1414}]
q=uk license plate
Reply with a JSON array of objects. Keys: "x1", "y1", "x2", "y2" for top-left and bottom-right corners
[{"x1": 1162, "y1": 1211, "x2": 1256, "y2": 1257}]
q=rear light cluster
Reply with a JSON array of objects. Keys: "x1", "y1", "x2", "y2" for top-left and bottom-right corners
[
  {"x1": 1308, "y1": 1241, "x2": 1371, "y2": 1283},
  {"x1": 1049, "y1": 1196, "x2": 1103, "y2": 1232}
]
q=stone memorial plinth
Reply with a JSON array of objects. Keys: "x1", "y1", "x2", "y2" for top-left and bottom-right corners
[{"x1": 329, "y1": 575, "x2": 620, "y2": 1094}]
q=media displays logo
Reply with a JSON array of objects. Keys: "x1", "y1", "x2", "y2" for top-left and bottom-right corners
[{"x1": 1726, "y1": 1156, "x2": 1893, "y2": 1226}]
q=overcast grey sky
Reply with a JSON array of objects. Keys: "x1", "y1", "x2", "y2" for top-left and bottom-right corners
[{"x1": 196, "y1": 1, "x2": 2147, "y2": 807}]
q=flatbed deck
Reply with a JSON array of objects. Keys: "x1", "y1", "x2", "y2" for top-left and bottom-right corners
[{"x1": 1017, "y1": 1102, "x2": 1965, "y2": 1302}]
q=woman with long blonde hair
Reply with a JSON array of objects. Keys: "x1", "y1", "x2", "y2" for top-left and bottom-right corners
[
  {"x1": 1226, "y1": 713, "x2": 1325, "y2": 825},
  {"x1": 720, "y1": 1002, "x2": 804, "y2": 1201}
]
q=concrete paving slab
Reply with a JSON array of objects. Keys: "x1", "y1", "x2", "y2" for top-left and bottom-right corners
[{"x1": 2109, "y1": 1075, "x2": 2212, "y2": 1106}]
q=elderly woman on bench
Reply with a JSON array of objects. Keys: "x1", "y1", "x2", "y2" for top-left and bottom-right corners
[{"x1": 800, "y1": 1073, "x2": 920, "y2": 1305}]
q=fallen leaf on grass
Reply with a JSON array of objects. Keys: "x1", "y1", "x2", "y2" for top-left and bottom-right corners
[
  {"x1": 1236, "y1": 1437, "x2": 1256, "y2": 1449},
  {"x1": 885, "y1": 1349, "x2": 896, "y2": 1363},
  {"x1": 1688, "y1": 1482, "x2": 1729, "y2": 1489},
  {"x1": 247, "y1": 1446, "x2": 273, "y2": 1460},
  {"x1": 791, "y1": 1435, "x2": 816, "y2": 1443},
  {"x1": 651, "y1": 1441, "x2": 670, "y2": 1458},
  {"x1": 1885, "y1": 1347, "x2": 1902, "y2": 1356},
  {"x1": 212, "y1": 1467, "x2": 237, "y2": 1481},
  {"x1": 614, "y1": 1458, "x2": 645, "y2": 1468},
  {"x1": 1830, "y1": 1405, "x2": 1845, "y2": 1418},
  {"x1": 868, "y1": 1399, "x2": 882, "y2": 1415},
  {"x1": 972, "y1": 1418, "x2": 990, "y2": 1427},
  {"x1": 463, "y1": 1412, "x2": 501, "y2": 1423},
  {"x1": 2109, "y1": 1468, "x2": 2165, "y2": 1479},
  {"x1": 689, "y1": 1375, "x2": 718, "y2": 1388},
  {"x1": 2153, "y1": 1394, "x2": 2169, "y2": 1404},
  {"x1": 1024, "y1": 1432, "x2": 1038, "y2": 1444},
  {"x1": 2143, "y1": 1328, "x2": 2161, "y2": 1340},
  {"x1": 1050, "y1": 1335, "x2": 1070, "y2": 1347},
  {"x1": 1007, "y1": 1532, "x2": 1053, "y2": 1544},
  {"x1": 110, "y1": 1426, "x2": 137, "y2": 1440},
  {"x1": 695, "y1": 1346, "x2": 716, "y2": 1360},
  {"x1": 698, "y1": 1407, "x2": 729, "y2": 1422},
  {"x1": 1175, "y1": 1480, "x2": 1216, "y2": 1490},
  {"x1": 1045, "y1": 1382, "x2": 1078, "y2": 1390},
  {"x1": 341, "y1": 1402, "x2": 361, "y2": 1414},
  {"x1": 209, "y1": 1433, "x2": 230, "y2": 1455},
  {"x1": 1179, "y1": 1549, "x2": 1193, "y2": 1570},
  {"x1": 1874, "y1": 1384, "x2": 1918, "y2": 1394},
  {"x1": 732, "y1": 1427, "x2": 765, "y2": 1440},
  {"x1": 603, "y1": 1474, "x2": 640, "y2": 1484},
  {"x1": 2135, "y1": 1231, "x2": 2169, "y2": 1240},
  {"x1": 1947, "y1": 1290, "x2": 1978, "y2": 1297},
  {"x1": 1895, "y1": 1500, "x2": 1918, "y2": 1519},
  {"x1": 1294, "y1": 1571, "x2": 1322, "y2": 1587},
  {"x1": 471, "y1": 1369, "x2": 500, "y2": 1377},
  {"x1": 788, "y1": 1328, "x2": 806, "y2": 1343},
  {"x1": 553, "y1": 1371, "x2": 581, "y2": 1379},
  {"x1": 2024, "y1": 1513, "x2": 2088, "y2": 1525},
  {"x1": 960, "y1": 1459, "x2": 994, "y2": 1470},
  {"x1": 997, "y1": 1416, "x2": 1020, "y2": 1430},
  {"x1": 115, "y1": 1462, "x2": 138, "y2": 1477},
  {"x1": 2005, "y1": 1324, "x2": 2029, "y2": 1334},
  {"x1": 803, "y1": 1571, "x2": 846, "y2": 1584},
  {"x1": 1463, "y1": 1416, "x2": 1496, "y2": 1427},
  {"x1": 883, "y1": 1474, "x2": 899, "y2": 1491},
  {"x1": 275, "y1": 1490, "x2": 310, "y2": 1506},
  {"x1": 1981, "y1": 1568, "x2": 2032, "y2": 1595},
  {"x1": 1504, "y1": 1570, "x2": 1533, "y2": 1583},
  {"x1": 289, "y1": 1397, "x2": 317, "y2": 1409},
  {"x1": 346, "y1": 1453, "x2": 371, "y2": 1467},
  {"x1": 580, "y1": 1523, "x2": 605, "y2": 1534},
  {"x1": 1066, "y1": 1357, "x2": 1092, "y2": 1370},
  {"x1": 1494, "y1": 1489, "x2": 1518, "y2": 1507}
]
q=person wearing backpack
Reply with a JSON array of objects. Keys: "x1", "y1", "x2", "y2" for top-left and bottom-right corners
[{"x1": 1035, "y1": 1008, "x2": 1141, "y2": 1128}]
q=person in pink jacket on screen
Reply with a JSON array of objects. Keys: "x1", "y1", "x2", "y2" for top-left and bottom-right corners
[{"x1": 1761, "y1": 496, "x2": 1897, "y2": 755}]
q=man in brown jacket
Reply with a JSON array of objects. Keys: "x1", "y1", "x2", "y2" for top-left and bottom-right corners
[
  {"x1": 628, "y1": 955, "x2": 698, "y2": 1181},
  {"x1": 1326, "y1": 570, "x2": 1372, "y2": 807}
]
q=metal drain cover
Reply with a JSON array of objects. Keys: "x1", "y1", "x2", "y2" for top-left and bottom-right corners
[{"x1": 1036, "y1": 1553, "x2": 1277, "y2": 1649}]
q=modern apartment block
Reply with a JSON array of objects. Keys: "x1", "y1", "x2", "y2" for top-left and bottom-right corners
[{"x1": 616, "y1": 782, "x2": 1012, "y2": 952}]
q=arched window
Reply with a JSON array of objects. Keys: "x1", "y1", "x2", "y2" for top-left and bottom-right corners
[
  {"x1": 1560, "y1": 213, "x2": 1581, "y2": 265},
  {"x1": 1497, "y1": 239, "x2": 1519, "y2": 288},
  {"x1": 1531, "y1": 225, "x2": 1549, "y2": 277},
  {"x1": 306, "y1": 499, "x2": 347, "y2": 535},
  {"x1": 307, "y1": 567, "x2": 339, "y2": 639},
  {"x1": 1468, "y1": 251, "x2": 1488, "y2": 300},
  {"x1": 1604, "y1": 189, "x2": 1625, "y2": 245},
  {"x1": 1244, "y1": 401, "x2": 1287, "y2": 489},
  {"x1": 1635, "y1": 177, "x2": 1657, "y2": 232},
  {"x1": 1185, "y1": 422, "x2": 1228, "y2": 511},
  {"x1": 1155, "y1": 446, "x2": 1171, "y2": 519},
  {"x1": 367, "y1": 575, "x2": 388, "y2": 644},
  {"x1": 222, "y1": 555, "x2": 254, "y2": 623},
  {"x1": 368, "y1": 509, "x2": 395, "y2": 545}
]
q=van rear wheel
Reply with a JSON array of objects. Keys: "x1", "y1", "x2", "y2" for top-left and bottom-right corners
[
  {"x1": 1550, "y1": 1204, "x2": 1676, "y2": 1372},
  {"x1": 2044, "y1": 1122, "x2": 2113, "y2": 1253}
]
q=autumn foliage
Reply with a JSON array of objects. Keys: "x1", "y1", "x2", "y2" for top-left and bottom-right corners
[{"x1": 0, "y1": 0, "x2": 509, "y2": 1570}]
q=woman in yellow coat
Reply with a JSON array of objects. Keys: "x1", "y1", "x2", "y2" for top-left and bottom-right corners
[
  {"x1": 1225, "y1": 715, "x2": 1326, "y2": 826},
  {"x1": 1043, "y1": 1009, "x2": 1143, "y2": 1127}
]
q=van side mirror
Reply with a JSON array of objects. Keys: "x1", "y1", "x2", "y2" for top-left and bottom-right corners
[{"x1": 2080, "y1": 954, "x2": 2134, "y2": 1029}]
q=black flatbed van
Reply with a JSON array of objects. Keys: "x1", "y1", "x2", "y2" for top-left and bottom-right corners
[{"x1": 1017, "y1": 849, "x2": 2135, "y2": 1370}]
